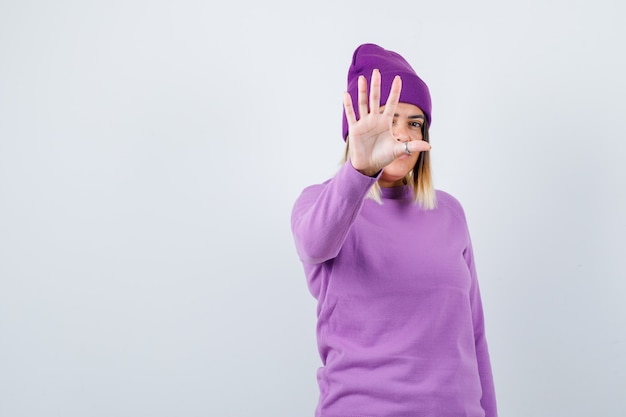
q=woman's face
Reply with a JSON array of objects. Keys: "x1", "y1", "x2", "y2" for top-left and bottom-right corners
[{"x1": 378, "y1": 102, "x2": 425, "y2": 187}]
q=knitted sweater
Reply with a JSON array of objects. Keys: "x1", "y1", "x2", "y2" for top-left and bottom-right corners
[{"x1": 291, "y1": 162, "x2": 497, "y2": 417}]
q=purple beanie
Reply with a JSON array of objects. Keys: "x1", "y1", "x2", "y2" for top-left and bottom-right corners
[{"x1": 342, "y1": 43, "x2": 432, "y2": 140}]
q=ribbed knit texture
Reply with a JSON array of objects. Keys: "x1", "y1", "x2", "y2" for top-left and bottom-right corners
[{"x1": 291, "y1": 162, "x2": 497, "y2": 417}]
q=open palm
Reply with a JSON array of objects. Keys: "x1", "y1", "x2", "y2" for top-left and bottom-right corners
[{"x1": 344, "y1": 69, "x2": 430, "y2": 177}]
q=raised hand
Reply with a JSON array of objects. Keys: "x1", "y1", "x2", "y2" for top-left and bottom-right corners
[{"x1": 343, "y1": 69, "x2": 431, "y2": 177}]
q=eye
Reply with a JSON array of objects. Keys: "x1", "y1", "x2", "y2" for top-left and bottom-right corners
[{"x1": 409, "y1": 121, "x2": 422, "y2": 128}]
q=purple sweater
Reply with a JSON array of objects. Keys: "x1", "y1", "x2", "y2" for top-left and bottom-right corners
[{"x1": 291, "y1": 162, "x2": 497, "y2": 417}]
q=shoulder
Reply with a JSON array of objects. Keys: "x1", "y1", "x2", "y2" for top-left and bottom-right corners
[
  {"x1": 296, "y1": 178, "x2": 330, "y2": 199},
  {"x1": 295, "y1": 162, "x2": 377, "y2": 204},
  {"x1": 292, "y1": 176, "x2": 335, "y2": 213},
  {"x1": 434, "y1": 189, "x2": 467, "y2": 223}
]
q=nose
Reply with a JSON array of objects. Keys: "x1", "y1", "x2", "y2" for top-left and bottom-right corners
[{"x1": 392, "y1": 123, "x2": 409, "y2": 142}]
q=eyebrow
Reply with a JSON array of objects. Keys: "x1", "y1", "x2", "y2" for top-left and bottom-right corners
[{"x1": 394, "y1": 114, "x2": 425, "y2": 120}]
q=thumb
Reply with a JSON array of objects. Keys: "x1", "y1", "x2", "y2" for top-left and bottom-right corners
[{"x1": 401, "y1": 140, "x2": 432, "y2": 155}]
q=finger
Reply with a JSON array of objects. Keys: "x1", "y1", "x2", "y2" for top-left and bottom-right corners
[
  {"x1": 393, "y1": 140, "x2": 431, "y2": 159},
  {"x1": 406, "y1": 140, "x2": 432, "y2": 154},
  {"x1": 369, "y1": 69, "x2": 381, "y2": 114},
  {"x1": 357, "y1": 75, "x2": 368, "y2": 119},
  {"x1": 343, "y1": 91, "x2": 357, "y2": 126},
  {"x1": 383, "y1": 75, "x2": 402, "y2": 116}
]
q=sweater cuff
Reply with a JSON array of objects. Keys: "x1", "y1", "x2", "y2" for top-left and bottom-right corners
[{"x1": 336, "y1": 160, "x2": 380, "y2": 200}]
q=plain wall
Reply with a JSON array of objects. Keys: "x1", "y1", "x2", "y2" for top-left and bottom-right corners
[{"x1": 1, "y1": 1, "x2": 625, "y2": 416}]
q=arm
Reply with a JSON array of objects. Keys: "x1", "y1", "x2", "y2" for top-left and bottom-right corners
[
  {"x1": 291, "y1": 161, "x2": 378, "y2": 264},
  {"x1": 292, "y1": 69, "x2": 431, "y2": 264}
]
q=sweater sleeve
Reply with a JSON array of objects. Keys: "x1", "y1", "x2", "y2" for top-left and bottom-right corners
[
  {"x1": 464, "y1": 236, "x2": 498, "y2": 417},
  {"x1": 291, "y1": 161, "x2": 379, "y2": 265}
]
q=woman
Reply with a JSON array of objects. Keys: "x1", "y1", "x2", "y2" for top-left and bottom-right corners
[{"x1": 291, "y1": 43, "x2": 497, "y2": 417}]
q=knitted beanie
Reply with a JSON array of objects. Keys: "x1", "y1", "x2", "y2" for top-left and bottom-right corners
[{"x1": 342, "y1": 43, "x2": 432, "y2": 140}]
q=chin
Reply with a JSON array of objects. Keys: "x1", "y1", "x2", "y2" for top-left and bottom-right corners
[{"x1": 382, "y1": 161, "x2": 414, "y2": 181}]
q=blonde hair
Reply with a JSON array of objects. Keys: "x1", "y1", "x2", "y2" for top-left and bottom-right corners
[{"x1": 343, "y1": 121, "x2": 437, "y2": 210}]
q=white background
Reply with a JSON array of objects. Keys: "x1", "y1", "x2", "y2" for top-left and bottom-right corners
[{"x1": 1, "y1": 1, "x2": 625, "y2": 416}]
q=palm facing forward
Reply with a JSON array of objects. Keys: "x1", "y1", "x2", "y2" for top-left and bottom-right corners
[{"x1": 344, "y1": 69, "x2": 431, "y2": 177}]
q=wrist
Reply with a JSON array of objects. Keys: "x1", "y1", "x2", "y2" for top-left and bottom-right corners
[
  {"x1": 357, "y1": 168, "x2": 380, "y2": 178},
  {"x1": 348, "y1": 157, "x2": 380, "y2": 178}
]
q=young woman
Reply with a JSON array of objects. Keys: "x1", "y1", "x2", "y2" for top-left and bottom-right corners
[{"x1": 291, "y1": 43, "x2": 497, "y2": 417}]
